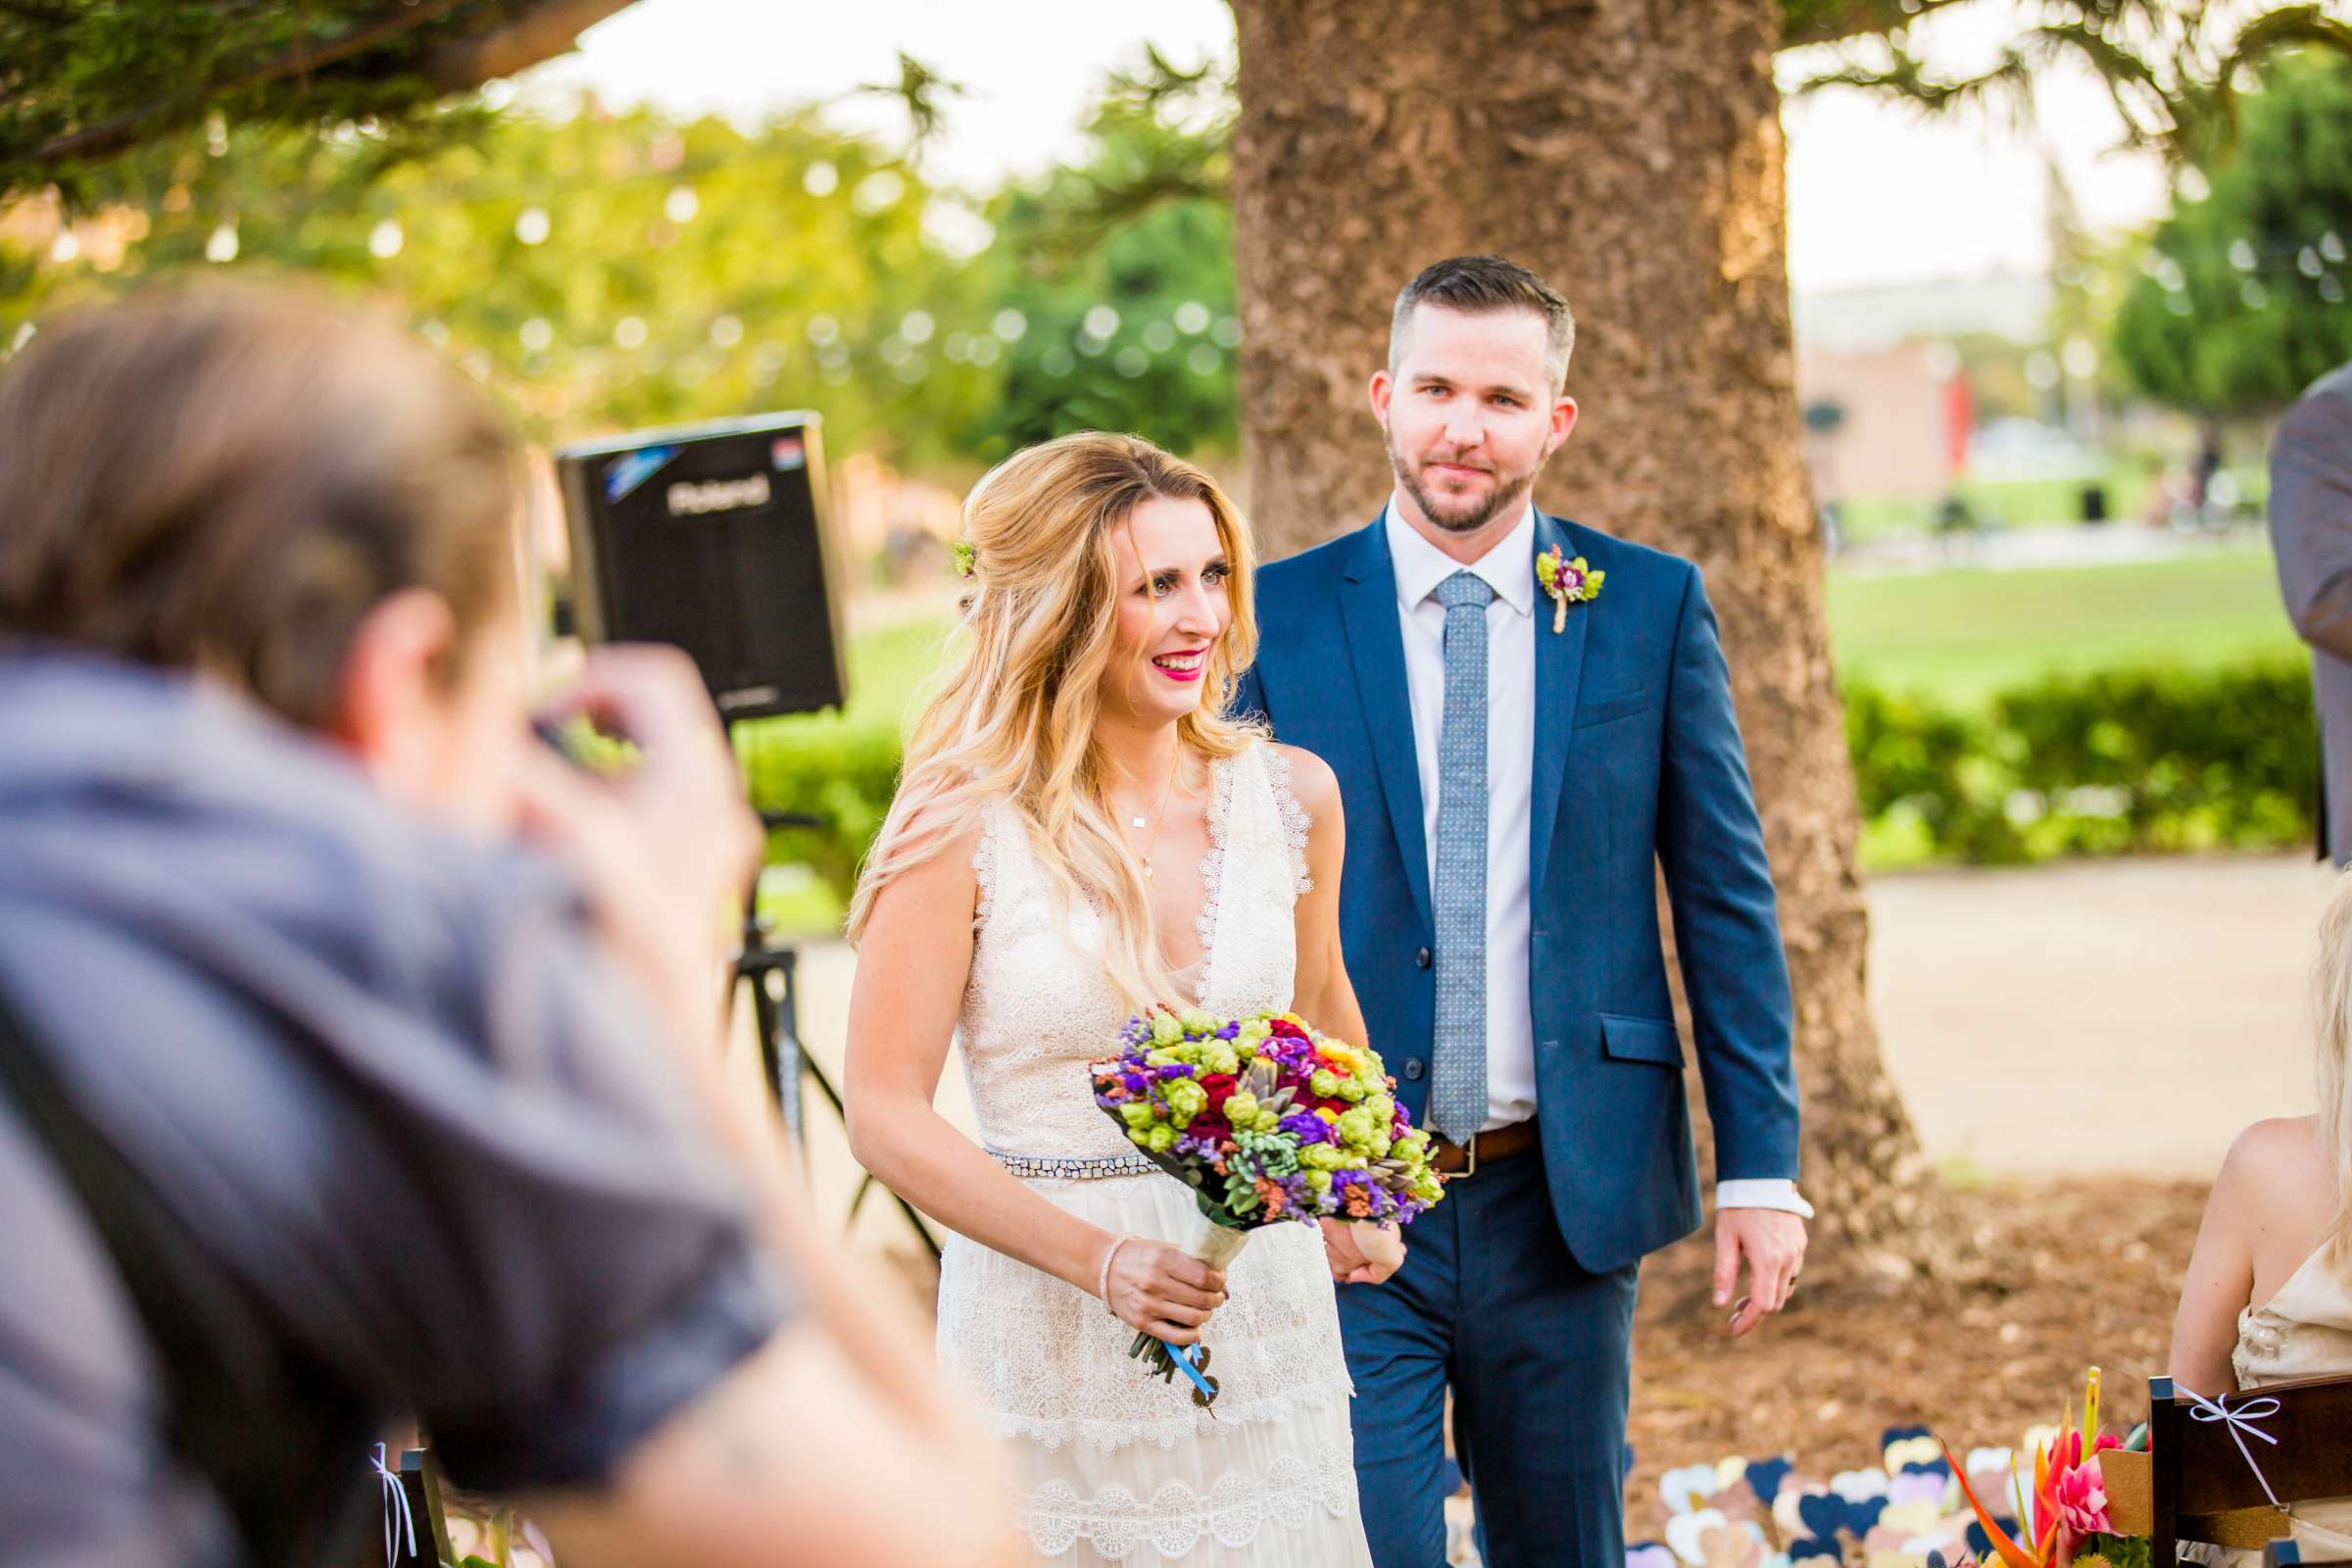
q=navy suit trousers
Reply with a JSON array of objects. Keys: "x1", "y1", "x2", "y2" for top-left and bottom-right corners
[{"x1": 1337, "y1": 1148, "x2": 1638, "y2": 1568}]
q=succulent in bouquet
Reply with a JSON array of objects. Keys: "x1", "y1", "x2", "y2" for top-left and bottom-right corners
[{"x1": 1090, "y1": 1005, "x2": 1446, "y2": 1405}]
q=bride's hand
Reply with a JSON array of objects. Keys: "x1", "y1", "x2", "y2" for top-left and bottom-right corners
[{"x1": 1100, "y1": 1239, "x2": 1227, "y2": 1345}]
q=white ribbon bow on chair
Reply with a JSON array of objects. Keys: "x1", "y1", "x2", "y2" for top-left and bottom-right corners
[
  {"x1": 370, "y1": 1443, "x2": 419, "y2": 1566},
  {"x1": 2179, "y1": 1386, "x2": 2286, "y2": 1510}
]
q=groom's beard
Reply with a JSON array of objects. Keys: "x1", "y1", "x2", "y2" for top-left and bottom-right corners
[{"x1": 1386, "y1": 431, "x2": 1544, "y2": 535}]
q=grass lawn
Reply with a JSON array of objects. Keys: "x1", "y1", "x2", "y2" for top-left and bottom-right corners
[
  {"x1": 1826, "y1": 544, "x2": 2300, "y2": 705},
  {"x1": 751, "y1": 544, "x2": 2305, "y2": 917},
  {"x1": 757, "y1": 613, "x2": 955, "y2": 742},
  {"x1": 797, "y1": 543, "x2": 2303, "y2": 726}
]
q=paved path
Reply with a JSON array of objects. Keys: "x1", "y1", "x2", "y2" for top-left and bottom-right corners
[
  {"x1": 752, "y1": 852, "x2": 2341, "y2": 1238},
  {"x1": 1867, "y1": 851, "x2": 2336, "y2": 1179}
]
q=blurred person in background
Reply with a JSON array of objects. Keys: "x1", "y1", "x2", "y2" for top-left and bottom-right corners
[
  {"x1": 0, "y1": 288, "x2": 1017, "y2": 1568},
  {"x1": 2171, "y1": 865, "x2": 2352, "y2": 1560},
  {"x1": 2269, "y1": 360, "x2": 2352, "y2": 866}
]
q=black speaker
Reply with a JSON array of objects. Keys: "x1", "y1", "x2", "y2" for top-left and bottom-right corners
[{"x1": 555, "y1": 412, "x2": 849, "y2": 720}]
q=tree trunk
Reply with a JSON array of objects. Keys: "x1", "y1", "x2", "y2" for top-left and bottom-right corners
[{"x1": 1228, "y1": 0, "x2": 1954, "y2": 1270}]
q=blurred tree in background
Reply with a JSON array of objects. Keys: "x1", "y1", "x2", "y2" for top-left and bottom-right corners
[
  {"x1": 6, "y1": 100, "x2": 998, "y2": 466},
  {"x1": 968, "y1": 51, "x2": 1241, "y2": 462},
  {"x1": 2111, "y1": 53, "x2": 2352, "y2": 417}
]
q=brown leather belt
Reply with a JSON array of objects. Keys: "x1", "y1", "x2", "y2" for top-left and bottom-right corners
[{"x1": 1429, "y1": 1116, "x2": 1539, "y2": 1177}]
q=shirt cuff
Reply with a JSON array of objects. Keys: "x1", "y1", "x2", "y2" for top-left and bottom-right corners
[{"x1": 1715, "y1": 1178, "x2": 1815, "y2": 1218}]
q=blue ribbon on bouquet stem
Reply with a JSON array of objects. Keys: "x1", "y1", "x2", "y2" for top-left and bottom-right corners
[{"x1": 1160, "y1": 1338, "x2": 1216, "y2": 1403}]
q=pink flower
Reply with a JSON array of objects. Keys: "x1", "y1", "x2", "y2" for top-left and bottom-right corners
[{"x1": 2048, "y1": 1458, "x2": 2111, "y2": 1538}]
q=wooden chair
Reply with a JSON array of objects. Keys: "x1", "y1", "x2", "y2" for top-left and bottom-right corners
[
  {"x1": 397, "y1": 1447, "x2": 455, "y2": 1565},
  {"x1": 2147, "y1": 1373, "x2": 2352, "y2": 1568}
]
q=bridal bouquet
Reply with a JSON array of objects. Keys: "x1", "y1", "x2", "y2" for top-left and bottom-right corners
[{"x1": 1090, "y1": 1006, "x2": 1446, "y2": 1405}]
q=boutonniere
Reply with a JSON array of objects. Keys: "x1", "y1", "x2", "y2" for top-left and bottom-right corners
[{"x1": 1536, "y1": 545, "x2": 1603, "y2": 633}]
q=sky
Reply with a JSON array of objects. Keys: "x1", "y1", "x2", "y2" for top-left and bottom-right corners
[{"x1": 518, "y1": 0, "x2": 2176, "y2": 296}]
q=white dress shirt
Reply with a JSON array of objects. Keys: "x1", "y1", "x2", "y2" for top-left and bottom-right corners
[{"x1": 1384, "y1": 500, "x2": 1810, "y2": 1217}]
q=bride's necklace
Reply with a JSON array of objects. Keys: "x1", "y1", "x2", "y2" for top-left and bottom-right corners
[{"x1": 1119, "y1": 754, "x2": 1183, "y2": 879}]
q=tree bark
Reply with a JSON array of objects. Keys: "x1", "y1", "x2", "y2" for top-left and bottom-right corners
[{"x1": 1228, "y1": 0, "x2": 1955, "y2": 1270}]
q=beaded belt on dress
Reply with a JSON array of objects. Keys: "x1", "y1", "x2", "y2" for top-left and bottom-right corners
[{"x1": 987, "y1": 1149, "x2": 1159, "y2": 1180}]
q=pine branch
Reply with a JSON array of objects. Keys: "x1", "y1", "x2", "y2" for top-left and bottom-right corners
[
  {"x1": 30, "y1": 0, "x2": 473, "y2": 169},
  {"x1": 1780, "y1": 0, "x2": 1987, "y2": 49}
]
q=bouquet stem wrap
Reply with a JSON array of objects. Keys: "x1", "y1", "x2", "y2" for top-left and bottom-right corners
[{"x1": 1128, "y1": 1220, "x2": 1251, "y2": 1409}]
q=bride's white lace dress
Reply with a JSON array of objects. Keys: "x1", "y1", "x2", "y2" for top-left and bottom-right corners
[{"x1": 937, "y1": 740, "x2": 1373, "y2": 1565}]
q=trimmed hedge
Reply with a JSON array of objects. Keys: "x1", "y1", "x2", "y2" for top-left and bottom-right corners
[
  {"x1": 1845, "y1": 660, "x2": 2318, "y2": 864},
  {"x1": 742, "y1": 659, "x2": 2323, "y2": 918},
  {"x1": 734, "y1": 721, "x2": 905, "y2": 906}
]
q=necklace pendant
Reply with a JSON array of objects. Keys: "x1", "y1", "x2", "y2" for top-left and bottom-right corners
[
  {"x1": 1143, "y1": 859, "x2": 1154, "y2": 879},
  {"x1": 1130, "y1": 814, "x2": 1147, "y2": 829}
]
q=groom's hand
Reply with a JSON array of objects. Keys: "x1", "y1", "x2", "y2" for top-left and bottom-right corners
[
  {"x1": 1714, "y1": 1208, "x2": 1806, "y2": 1338},
  {"x1": 1319, "y1": 1218, "x2": 1400, "y2": 1285}
]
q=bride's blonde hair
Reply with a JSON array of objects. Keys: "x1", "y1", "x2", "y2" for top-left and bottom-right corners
[
  {"x1": 2315, "y1": 868, "x2": 2352, "y2": 1261},
  {"x1": 847, "y1": 431, "x2": 1261, "y2": 1009}
]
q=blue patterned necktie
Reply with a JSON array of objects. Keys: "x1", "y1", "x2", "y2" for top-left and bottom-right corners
[{"x1": 1429, "y1": 569, "x2": 1494, "y2": 1144}]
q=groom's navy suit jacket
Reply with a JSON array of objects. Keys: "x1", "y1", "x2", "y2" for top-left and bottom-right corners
[{"x1": 1234, "y1": 511, "x2": 1800, "y2": 1275}]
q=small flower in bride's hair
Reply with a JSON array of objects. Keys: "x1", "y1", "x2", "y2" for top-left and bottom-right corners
[{"x1": 951, "y1": 538, "x2": 976, "y2": 579}]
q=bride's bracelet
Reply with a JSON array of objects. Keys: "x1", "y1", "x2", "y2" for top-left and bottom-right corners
[{"x1": 1097, "y1": 1234, "x2": 1133, "y2": 1311}]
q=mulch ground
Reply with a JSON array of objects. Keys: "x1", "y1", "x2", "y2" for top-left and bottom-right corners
[{"x1": 1621, "y1": 1175, "x2": 2207, "y2": 1532}]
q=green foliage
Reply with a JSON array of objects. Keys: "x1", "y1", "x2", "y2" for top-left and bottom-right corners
[
  {"x1": 1825, "y1": 548, "x2": 2297, "y2": 706},
  {"x1": 1788, "y1": 2, "x2": 2352, "y2": 168},
  {"x1": 1846, "y1": 660, "x2": 2317, "y2": 864},
  {"x1": 4, "y1": 99, "x2": 998, "y2": 464},
  {"x1": 735, "y1": 721, "x2": 904, "y2": 911},
  {"x1": 966, "y1": 48, "x2": 1240, "y2": 461},
  {"x1": 0, "y1": 1, "x2": 581, "y2": 205},
  {"x1": 2113, "y1": 53, "x2": 2352, "y2": 416}
]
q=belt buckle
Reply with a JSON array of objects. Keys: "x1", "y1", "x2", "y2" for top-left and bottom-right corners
[{"x1": 1460, "y1": 1132, "x2": 1478, "y2": 1179}]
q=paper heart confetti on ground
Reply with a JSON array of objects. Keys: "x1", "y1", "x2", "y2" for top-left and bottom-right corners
[
  {"x1": 1877, "y1": 1499, "x2": 1943, "y2": 1538},
  {"x1": 1862, "y1": 1524, "x2": 1914, "y2": 1556},
  {"x1": 1795, "y1": 1492, "x2": 1848, "y2": 1541},
  {"x1": 1700, "y1": 1520, "x2": 1768, "y2": 1568},
  {"x1": 1741, "y1": 1458, "x2": 1796, "y2": 1504},
  {"x1": 1709, "y1": 1479, "x2": 1763, "y2": 1526},
  {"x1": 1716, "y1": 1456, "x2": 1752, "y2": 1492},
  {"x1": 1629, "y1": 1543, "x2": 1679, "y2": 1568},
  {"x1": 1883, "y1": 1435, "x2": 1942, "y2": 1472},
  {"x1": 1964, "y1": 1446, "x2": 2014, "y2": 1479},
  {"x1": 1774, "y1": 1485, "x2": 1831, "y2": 1541},
  {"x1": 1786, "y1": 1538, "x2": 1838, "y2": 1563},
  {"x1": 1664, "y1": 1464, "x2": 1727, "y2": 1516},
  {"x1": 1833, "y1": 1468, "x2": 1893, "y2": 1502},
  {"x1": 1667, "y1": 1508, "x2": 1731, "y2": 1564},
  {"x1": 1886, "y1": 1469, "x2": 1950, "y2": 1508}
]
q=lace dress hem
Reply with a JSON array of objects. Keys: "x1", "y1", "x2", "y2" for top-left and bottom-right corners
[{"x1": 1022, "y1": 1439, "x2": 1357, "y2": 1560}]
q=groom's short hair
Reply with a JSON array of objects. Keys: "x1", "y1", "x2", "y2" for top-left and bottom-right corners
[{"x1": 1390, "y1": 255, "x2": 1575, "y2": 395}]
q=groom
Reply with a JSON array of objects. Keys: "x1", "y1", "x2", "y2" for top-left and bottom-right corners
[{"x1": 1234, "y1": 255, "x2": 1810, "y2": 1568}]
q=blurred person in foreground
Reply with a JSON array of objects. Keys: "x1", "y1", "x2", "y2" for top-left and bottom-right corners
[
  {"x1": 0, "y1": 288, "x2": 1017, "y2": 1568},
  {"x1": 2172, "y1": 867, "x2": 2352, "y2": 1559},
  {"x1": 2269, "y1": 359, "x2": 2352, "y2": 865}
]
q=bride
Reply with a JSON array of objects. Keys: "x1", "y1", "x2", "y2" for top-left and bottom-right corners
[{"x1": 844, "y1": 432, "x2": 1388, "y2": 1564}]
